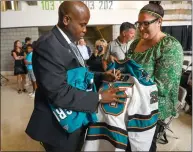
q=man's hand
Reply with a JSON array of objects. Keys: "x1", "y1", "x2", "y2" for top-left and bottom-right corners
[
  {"x1": 100, "y1": 87, "x2": 128, "y2": 103},
  {"x1": 103, "y1": 69, "x2": 121, "y2": 82}
]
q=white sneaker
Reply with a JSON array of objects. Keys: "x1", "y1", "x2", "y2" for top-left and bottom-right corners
[
  {"x1": 25, "y1": 82, "x2": 31, "y2": 87},
  {"x1": 29, "y1": 92, "x2": 33, "y2": 96},
  {"x1": 30, "y1": 93, "x2": 35, "y2": 98}
]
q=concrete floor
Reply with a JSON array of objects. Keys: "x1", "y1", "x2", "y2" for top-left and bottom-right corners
[{"x1": 1, "y1": 76, "x2": 192, "y2": 151}]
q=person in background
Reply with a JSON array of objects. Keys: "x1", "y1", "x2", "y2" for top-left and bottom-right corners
[
  {"x1": 87, "y1": 39, "x2": 108, "y2": 90},
  {"x1": 11, "y1": 40, "x2": 27, "y2": 94},
  {"x1": 22, "y1": 37, "x2": 32, "y2": 52},
  {"x1": 186, "y1": 72, "x2": 192, "y2": 114},
  {"x1": 84, "y1": 39, "x2": 92, "y2": 57},
  {"x1": 102, "y1": 22, "x2": 136, "y2": 70},
  {"x1": 87, "y1": 39, "x2": 108, "y2": 72},
  {"x1": 26, "y1": 1, "x2": 127, "y2": 152},
  {"x1": 126, "y1": 1, "x2": 183, "y2": 151},
  {"x1": 24, "y1": 44, "x2": 37, "y2": 98},
  {"x1": 22, "y1": 37, "x2": 32, "y2": 86},
  {"x1": 77, "y1": 37, "x2": 90, "y2": 61}
]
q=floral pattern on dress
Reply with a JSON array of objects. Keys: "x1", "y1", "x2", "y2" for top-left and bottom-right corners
[{"x1": 127, "y1": 35, "x2": 183, "y2": 120}]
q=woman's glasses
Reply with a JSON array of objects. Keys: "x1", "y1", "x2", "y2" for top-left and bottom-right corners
[{"x1": 135, "y1": 18, "x2": 159, "y2": 28}]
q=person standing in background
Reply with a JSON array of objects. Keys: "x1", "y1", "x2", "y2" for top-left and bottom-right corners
[
  {"x1": 11, "y1": 40, "x2": 27, "y2": 94},
  {"x1": 77, "y1": 37, "x2": 91, "y2": 61},
  {"x1": 102, "y1": 22, "x2": 136, "y2": 70},
  {"x1": 22, "y1": 37, "x2": 32, "y2": 86},
  {"x1": 24, "y1": 44, "x2": 37, "y2": 98},
  {"x1": 87, "y1": 39, "x2": 108, "y2": 91},
  {"x1": 22, "y1": 37, "x2": 32, "y2": 52},
  {"x1": 84, "y1": 39, "x2": 92, "y2": 57},
  {"x1": 87, "y1": 39, "x2": 108, "y2": 72}
]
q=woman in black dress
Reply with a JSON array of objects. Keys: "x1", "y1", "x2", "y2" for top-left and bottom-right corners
[
  {"x1": 11, "y1": 40, "x2": 27, "y2": 94},
  {"x1": 87, "y1": 39, "x2": 108, "y2": 72},
  {"x1": 87, "y1": 39, "x2": 108, "y2": 91}
]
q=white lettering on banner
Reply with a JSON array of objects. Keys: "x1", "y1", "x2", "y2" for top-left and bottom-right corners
[
  {"x1": 98, "y1": 1, "x2": 113, "y2": 10},
  {"x1": 39, "y1": 1, "x2": 114, "y2": 11},
  {"x1": 82, "y1": 1, "x2": 113, "y2": 10}
]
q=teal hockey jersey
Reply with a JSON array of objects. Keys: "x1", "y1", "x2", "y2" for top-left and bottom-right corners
[
  {"x1": 83, "y1": 59, "x2": 158, "y2": 151},
  {"x1": 49, "y1": 67, "x2": 97, "y2": 133}
]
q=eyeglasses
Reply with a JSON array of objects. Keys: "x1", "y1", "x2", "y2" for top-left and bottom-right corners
[{"x1": 135, "y1": 18, "x2": 159, "y2": 28}]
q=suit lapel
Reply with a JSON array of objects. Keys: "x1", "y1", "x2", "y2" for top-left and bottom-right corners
[
  {"x1": 52, "y1": 26, "x2": 85, "y2": 67},
  {"x1": 52, "y1": 26, "x2": 69, "y2": 48}
]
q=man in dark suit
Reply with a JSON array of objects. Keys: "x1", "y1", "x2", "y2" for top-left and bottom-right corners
[{"x1": 26, "y1": 1, "x2": 127, "y2": 152}]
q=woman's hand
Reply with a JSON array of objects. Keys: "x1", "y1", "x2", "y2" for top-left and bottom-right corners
[
  {"x1": 103, "y1": 69, "x2": 121, "y2": 82},
  {"x1": 94, "y1": 49, "x2": 98, "y2": 57}
]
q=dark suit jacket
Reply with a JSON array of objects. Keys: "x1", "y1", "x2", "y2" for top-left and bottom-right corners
[{"x1": 25, "y1": 26, "x2": 101, "y2": 151}]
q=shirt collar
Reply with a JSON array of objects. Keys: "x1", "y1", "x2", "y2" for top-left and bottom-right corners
[
  {"x1": 56, "y1": 25, "x2": 71, "y2": 44},
  {"x1": 116, "y1": 36, "x2": 132, "y2": 45}
]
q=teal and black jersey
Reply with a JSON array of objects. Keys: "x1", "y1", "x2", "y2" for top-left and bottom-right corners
[
  {"x1": 49, "y1": 67, "x2": 97, "y2": 133},
  {"x1": 83, "y1": 59, "x2": 158, "y2": 151}
]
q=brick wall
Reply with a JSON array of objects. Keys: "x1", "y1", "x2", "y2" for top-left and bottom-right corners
[{"x1": 0, "y1": 27, "x2": 39, "y2": 73}]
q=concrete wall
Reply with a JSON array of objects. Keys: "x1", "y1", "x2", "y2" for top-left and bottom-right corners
[{"x1": 1, "y1": 27, "x2": 39, "y2": 73}]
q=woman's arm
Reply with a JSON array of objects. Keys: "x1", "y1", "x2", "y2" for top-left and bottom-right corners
[
  {"x1": 12, "y1": 52, "x2": 23, "y2": 60},
  {"x1": 154, "y1": 39, "x2": 183, "y2": 114}
]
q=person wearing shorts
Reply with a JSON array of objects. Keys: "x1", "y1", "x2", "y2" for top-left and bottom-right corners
[{"x1": 25, "y1": 44, "x2": 37, "y2": 98}]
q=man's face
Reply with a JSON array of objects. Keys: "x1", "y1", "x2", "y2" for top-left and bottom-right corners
[
  {"x1": 65, "y1": 10, "x2": 90, "y2": 41},
  {"x1": 79, "y1": 39, "x2": 85, "y2": 45},
  {"x1": 27, "y1": 40, "x2": 32, "y2": 44},
  {"x1": 124, "y1": 28, "x2": 136, "y2": 42},
  {"x1": 27, "y1": 47, "x2": 33, "y2": 53}
]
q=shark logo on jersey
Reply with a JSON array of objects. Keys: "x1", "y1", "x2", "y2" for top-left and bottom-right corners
[
  {"x1": 139, "y1": 68, "x2": 150, "y2": 82},
  {"x1": 117, "y1": 67, "x2": 126, "y2": 73},
  {"x1": 150, "y1": 91, "x2": 158, "y2": 104}
]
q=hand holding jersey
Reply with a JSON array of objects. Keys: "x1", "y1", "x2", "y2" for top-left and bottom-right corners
[
  {"x1": 102, "y1": 69, "x2": 121, "y2": 82},
  {"x1": 83, "y1": 59, "x2": 158, "y2": 152},
  {"x1": 100, "y1": 87, "x2": 127, "y2": 103},
  {"x1": 99, "y1": 69, "x2": 127, "y2": 104}
]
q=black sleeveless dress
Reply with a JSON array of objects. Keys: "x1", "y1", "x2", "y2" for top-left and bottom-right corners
[{"x1": 12, "y1": 51, "x2": 27, "y2": 75}]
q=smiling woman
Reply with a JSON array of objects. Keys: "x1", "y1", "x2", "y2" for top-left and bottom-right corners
[{"x1": 126, "y1": 1, "x2": 183, "y2": 151}]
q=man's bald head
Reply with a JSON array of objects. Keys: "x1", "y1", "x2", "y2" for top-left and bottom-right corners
[
  {"x1": 57, "y1": 1, "x2": 90, "y2": 41},
  {"x1": 58, "y1": 1, "x2": 90, "y2": 24}
]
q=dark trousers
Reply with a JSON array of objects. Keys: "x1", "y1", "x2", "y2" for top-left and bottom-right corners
[
  {"x1": 42, "y1": 127, "x2": 87, "y2": 152},
  {"x1": 149, "y1": 120, "x2": 163, "y2": 152},
  {"x1": 42, "y1": 142, "x2": 65, "y2": 152}
]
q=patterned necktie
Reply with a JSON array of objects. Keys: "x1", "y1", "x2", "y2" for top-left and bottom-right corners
[{"x1": 69, "y1": 42, "x2": 85, "y2": 67}]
